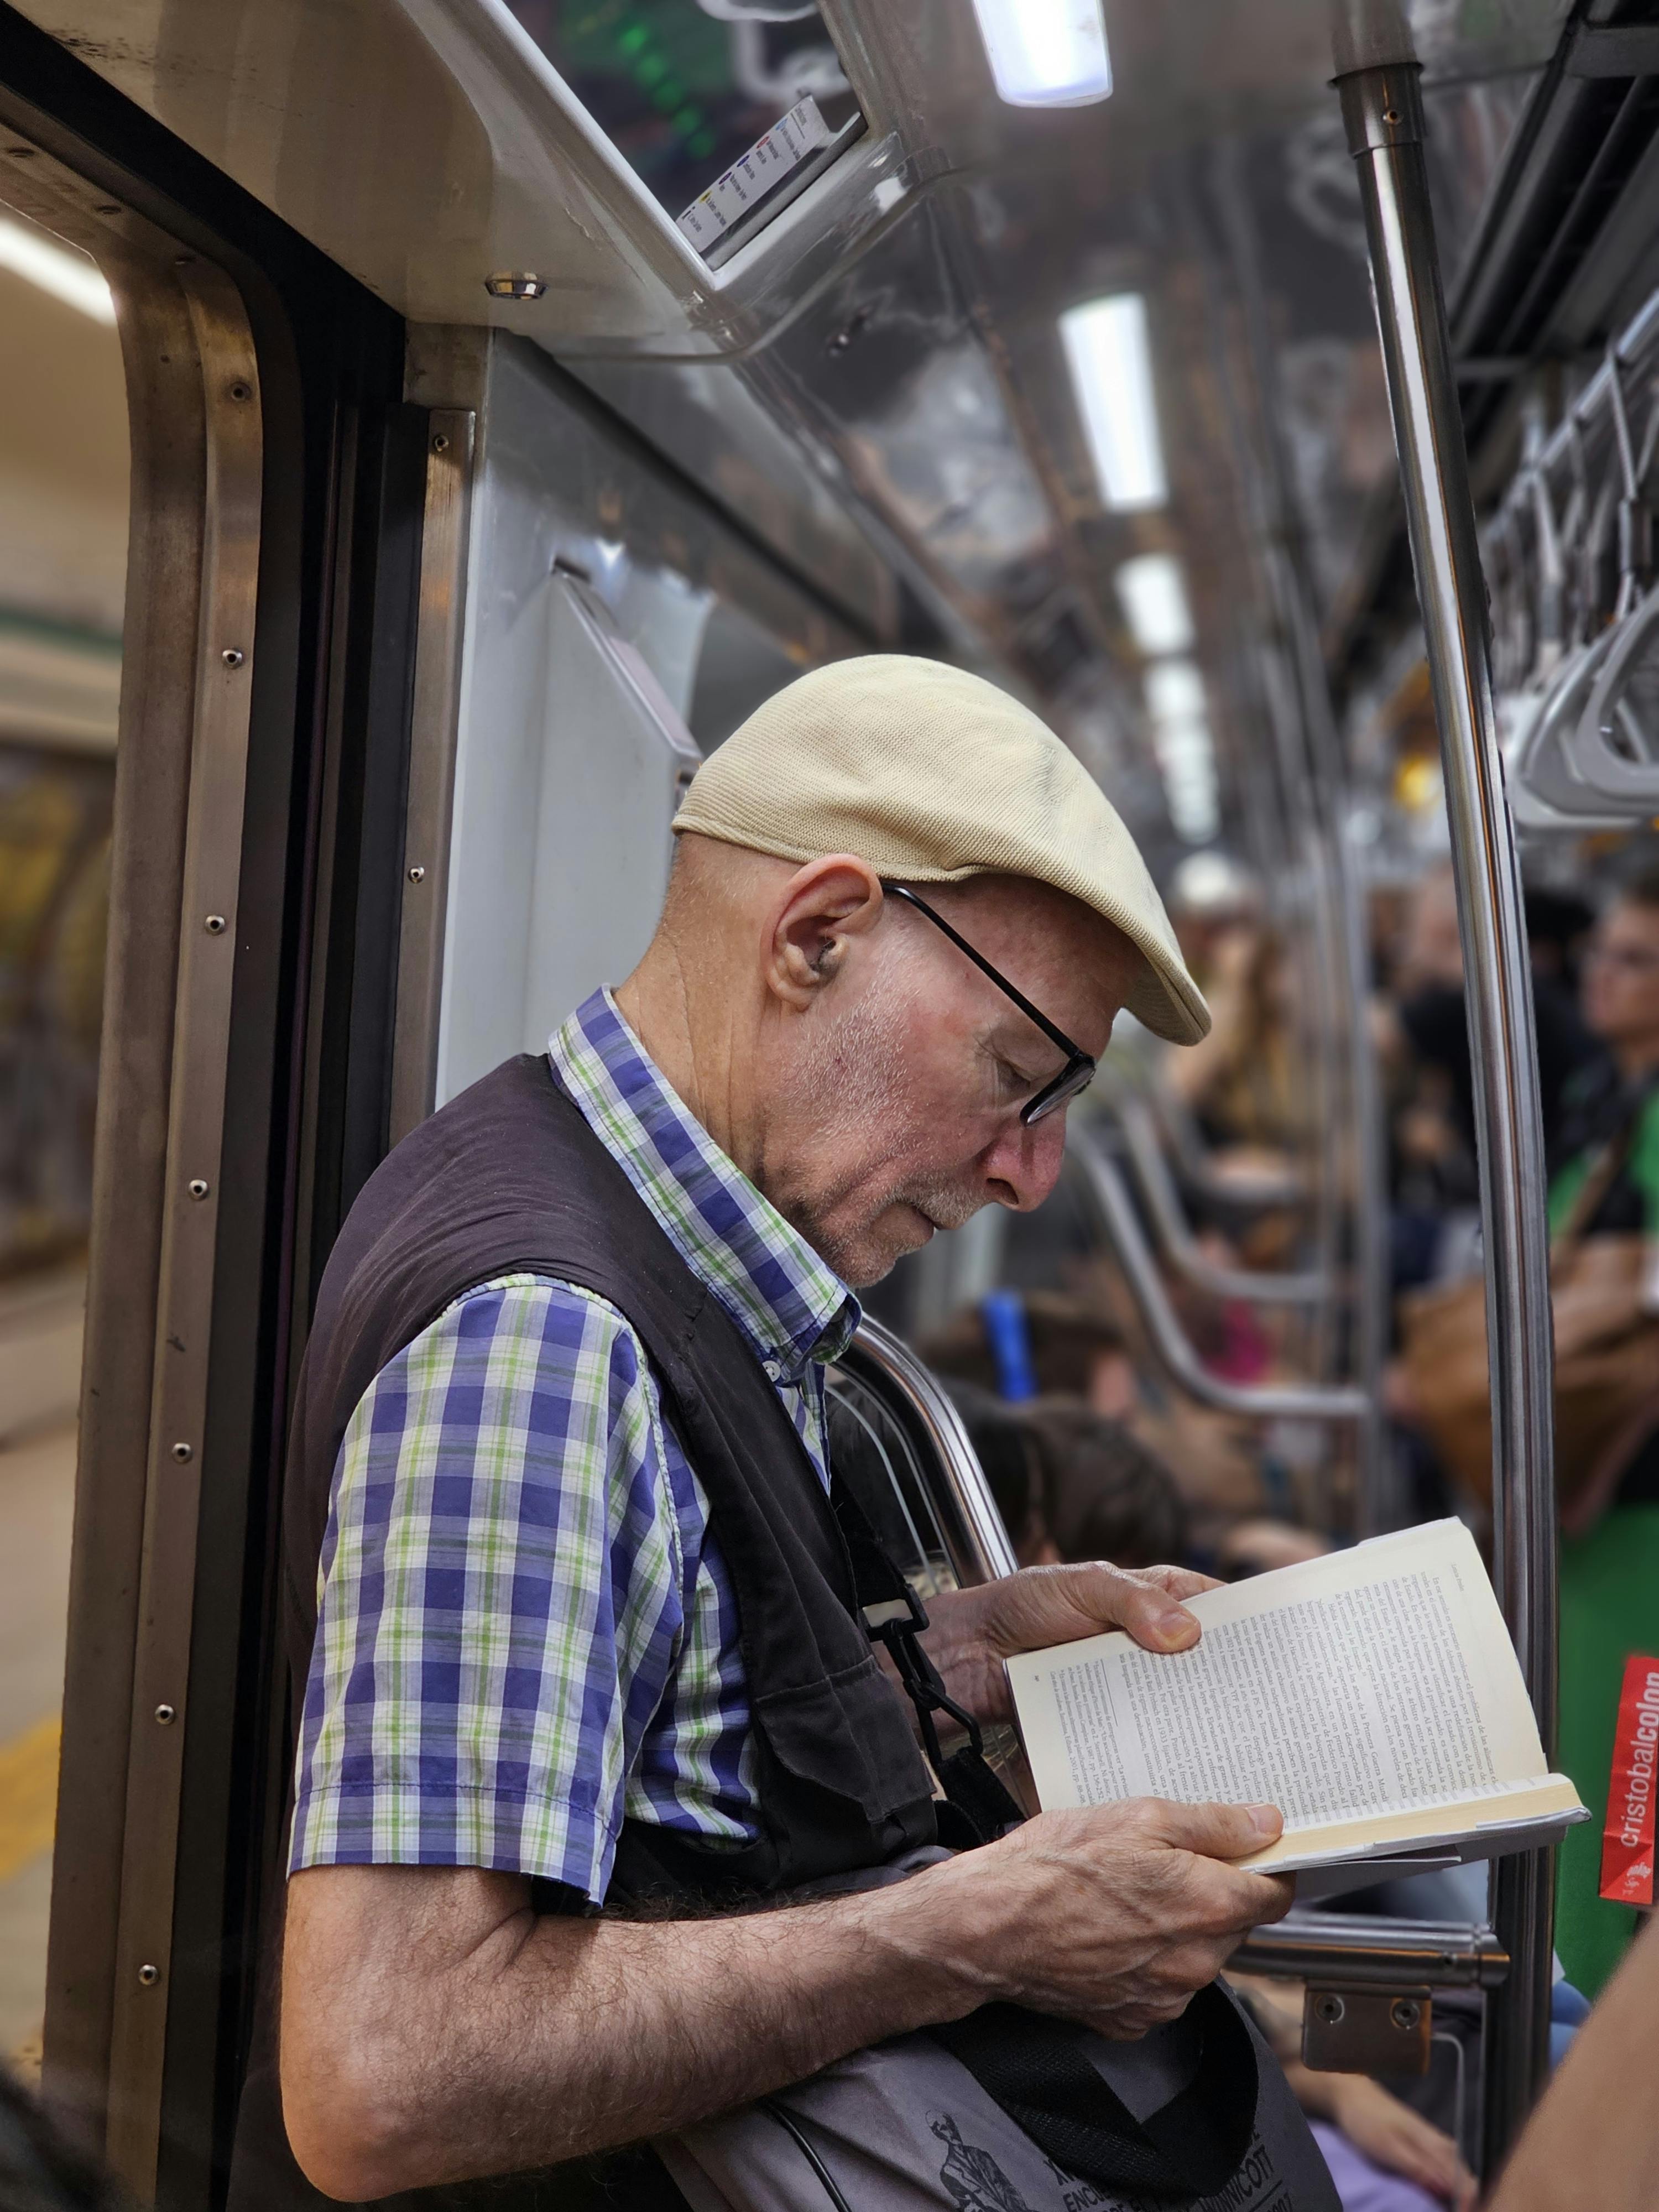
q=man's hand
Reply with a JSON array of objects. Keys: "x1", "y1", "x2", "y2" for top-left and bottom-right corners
[
  {"x1": 919, "y1": 1796, "x2": 1295, "y2": 2038},
  {"x1": 919, "y1": 1561, "x2": 1219, "y2": 1727}
]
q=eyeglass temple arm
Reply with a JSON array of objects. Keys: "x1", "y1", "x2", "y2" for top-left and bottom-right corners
[{"x1": 879, "y1": 882, "x2": 1087, "y2": 1065}]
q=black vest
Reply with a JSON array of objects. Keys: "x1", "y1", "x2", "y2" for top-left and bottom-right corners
[{"x1": 228, "y1": 1054, "x2": 938, "y2": 2210}]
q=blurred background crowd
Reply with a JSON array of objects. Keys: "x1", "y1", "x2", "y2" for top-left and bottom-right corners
[{"x1": 844, "y1": 839, "x2": 1659, "y2": 2210}]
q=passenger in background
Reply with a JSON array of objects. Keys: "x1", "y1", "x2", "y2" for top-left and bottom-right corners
[
  {"x1": 1024, "y1": 1398, "x2": 1187, "y2": 1571},
  {"x1": 1524, "y1": 883, "x2": 1595, "y2": 996},
  {"x1": 937, "y1": 1380, "x2": 1053, "y2": 1567},
  {"x1": 1547, "y1": 864, "x2": 1659, "y2": 2004},
  {"x1": 1390, "y1": 863, "x2": 1604, "y2": 1180},
  {"x1": 1232, "y1": 1976, "x2": 1477, "y2": 2212},
  {"x1": 921, "y1": 1293, "x2": 1329, "y2": 1580},
  {"x1": 1164, "y1": 921, "x2": 1308, "y2": 1175}
]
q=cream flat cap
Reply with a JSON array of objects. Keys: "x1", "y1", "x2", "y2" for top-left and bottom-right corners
[{"x1": 673, "y1": 654, "x2": 1209, "y2": 1045}]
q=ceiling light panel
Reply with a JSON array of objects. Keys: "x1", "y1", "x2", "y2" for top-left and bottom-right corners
[
  {"x1": 0, "y1": 217, "x2": 114, "y2": 324},
  {"x1": 1145, "y1": 658, "x2": 1219, "y2": 844},
  {"x1": 1060, "y1": 292, "x2": 1167, "y2": 512},
  {"x1": 971, "y1": 0, "x2": 1113, "y2": 107},
  {"x1": 1116, "y1": 553, "x2": 1193, "y2": 656}
]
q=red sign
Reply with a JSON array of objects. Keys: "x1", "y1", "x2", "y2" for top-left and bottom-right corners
[{"x1": 1600, "y1": 1653, "x2": 1659, "y2": 1906}]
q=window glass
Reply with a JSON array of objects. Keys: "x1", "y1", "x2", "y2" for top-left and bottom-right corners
[{"x1": 0, "y1": 204, "x2": 125, "y2": 2087}]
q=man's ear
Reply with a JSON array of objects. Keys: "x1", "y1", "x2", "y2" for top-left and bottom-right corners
[{"x1": 766, "y1": 855, "x2": 884, "y2": 1011}]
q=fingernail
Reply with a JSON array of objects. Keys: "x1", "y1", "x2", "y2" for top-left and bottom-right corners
[
  {"x1": 1158, "y1": 1609, "x2": 1194, "y2": 1644},
  {"x1": 1247, "y1": 1804, "x2": 1281, "y2": 1838}
]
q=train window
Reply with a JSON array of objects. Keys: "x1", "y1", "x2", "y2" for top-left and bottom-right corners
[
  {"x1": 0, "y1": 204, "x2": 126, "y2": 2089},
  {"x1": 503, "y1": 0, "x2": 863, "y2": 264}
]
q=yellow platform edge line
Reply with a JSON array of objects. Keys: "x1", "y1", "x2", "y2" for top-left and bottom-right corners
[{"x1": 0, "y1": 1712, "x2": 60, "y2": 1885}]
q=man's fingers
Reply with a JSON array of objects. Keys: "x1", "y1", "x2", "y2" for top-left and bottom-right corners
[
  {"x1": 989, "y1": 1563, "x2": 1202, "y2": 1658},
  {"x1": 1081, "y1": 1567, "x2": 1201, "y2": 1652},
  {"x1": 1141, "y1": 1796, "x2": 1285, "y2": 1861},
  {"x1": 1128, "y1": 1564, "x2": 1224, "y2": 1605}
]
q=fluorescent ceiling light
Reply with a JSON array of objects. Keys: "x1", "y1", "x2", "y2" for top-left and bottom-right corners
[
  {"x1": 0, "y1": 216, "x2": 114, "y2": 324},
  {"x1": 1145, "y1": 658, "x2": 1218, "y2": 843},
  {"x1": 1116, "y1": 554, "x2": 1193, "y2": 656},
  {"x1": 1146, "y1": 659, "x2": 1206, "y2": 724},
  {"x1": 1060, "y1": 292, "x2": 1167, "y2": 512},
  {"x1": 971, "y1": 0, "x2": 1112, "y2": 106}
]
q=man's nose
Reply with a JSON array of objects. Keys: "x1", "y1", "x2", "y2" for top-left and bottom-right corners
[{"x1": 981, "y1": 1109, "x2": 1068, "y2": 1212}]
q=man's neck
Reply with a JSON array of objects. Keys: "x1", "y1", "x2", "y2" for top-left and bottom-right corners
[
  {"x1": 613, "y1": 955, "x2": 754, "y2": 1178},
  {"x1": 1613, "y1": 1032, "x2": 1659, "y2": 1084}
]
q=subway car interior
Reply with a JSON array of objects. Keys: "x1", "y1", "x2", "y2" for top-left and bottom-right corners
[{"x1": 2, "y1": 0, "x2": 1659, "y2": 2204}]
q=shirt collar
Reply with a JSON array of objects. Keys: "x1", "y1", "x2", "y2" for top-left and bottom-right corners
[{"x1": 548, "y1": 989, "x2": 860, "y2": 1380}]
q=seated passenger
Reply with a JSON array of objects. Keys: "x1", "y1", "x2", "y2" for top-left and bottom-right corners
[
  {"x1": 1392, "y1": 862, "x2": 1605, "y2": 1178},
  {"x1": 1233, "y1": 1975, "x2": 1476, "y2": 2211},
  {"x1": 247, "y1": 661, "x2": 1316, "y2": 2212},
  {"x1": 921, "y1": 1291, "x2": 1328, "y2": 1571},
  {"x1": 1162, "y1": 917, "x2": 1310, "y2": 1178},
  {"x1": 1022, "y1": 1396, "x2": 1188, "y2": 1571},
  {"x1": 938, "y1": 1378, "x2": 1056, "y2": 1565}
]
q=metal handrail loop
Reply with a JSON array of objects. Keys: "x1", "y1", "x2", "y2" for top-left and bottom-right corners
[
  {"x1": 1066, "y1": 1121, "x2": 1369, "y2": 1423},
  {"x1": 1113, "y1": 1098, "x2": 1328, "y2": 1307},
  {"x1": 1566, "y1": 580, "x2": 1659, "y2": 804}
]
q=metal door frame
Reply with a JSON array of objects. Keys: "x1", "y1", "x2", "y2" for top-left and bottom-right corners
[{"x1": 0, "y1": 17, "x2": 410, "y2": 2201}]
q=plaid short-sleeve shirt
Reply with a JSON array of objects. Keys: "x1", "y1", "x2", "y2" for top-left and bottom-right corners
[{"x1": 289, "y1": 989, "x2": 860, "y2": 1904}]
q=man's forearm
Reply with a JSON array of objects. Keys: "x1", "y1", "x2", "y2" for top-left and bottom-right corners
[{"x1": 281, "y1": 1861, "x2": 979, "y2": 2200}]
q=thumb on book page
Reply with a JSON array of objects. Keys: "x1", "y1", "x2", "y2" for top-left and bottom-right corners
[{"x1": 1151, "y1": 1798, "x2": 1284, "y2": 1859}]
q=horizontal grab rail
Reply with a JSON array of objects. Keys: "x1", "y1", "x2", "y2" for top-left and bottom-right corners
[
  {"x1": 1068, "y1": 1127, "x2": 1371, "y2": 1423},
  {"x1": 1232, "y1": 1914, "x2": 1510, "y2": 1991}
]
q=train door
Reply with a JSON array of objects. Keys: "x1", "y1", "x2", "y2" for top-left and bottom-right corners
[
  {"x1": 0, "y1": 27, "x2": 424, "y2": 2200},
  {"x1": 0, "y1": 19, "x2": 899, "y2": 2200}
]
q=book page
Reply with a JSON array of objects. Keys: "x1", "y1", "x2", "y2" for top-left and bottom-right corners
[{"x1": 1008, "y1": 1521, "x2": 1549, "y2": 1836}]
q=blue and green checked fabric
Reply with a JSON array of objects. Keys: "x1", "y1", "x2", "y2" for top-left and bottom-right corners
[{"x1": 289, "y1": 988, "x2": 859, "y2": 1902}]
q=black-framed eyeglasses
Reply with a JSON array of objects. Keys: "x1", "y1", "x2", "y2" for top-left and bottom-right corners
[{"x1": 880, "y1": 881, "x2": 1097, "y2": 1125}]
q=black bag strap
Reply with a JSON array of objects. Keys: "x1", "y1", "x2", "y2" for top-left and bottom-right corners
[
  {"x1": 932, "y1": 1985, "x2": 1260, "y2": 2203},
  {"x1": 828, "y1": 1476, "x2": 1025, "y2": 1847}
]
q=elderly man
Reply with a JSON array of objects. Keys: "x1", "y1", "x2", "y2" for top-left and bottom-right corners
[{"x1": 246, "y1": 659, "x2": 1303, "y2": 2210}]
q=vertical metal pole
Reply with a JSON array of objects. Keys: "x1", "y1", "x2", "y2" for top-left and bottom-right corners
[
  {"x1": 1337, "y1": 62, "x2": 1558, "y2": 2170},
  {"x1": 1201, "y1": 150, "x2": 1391, "y2": 1533}
]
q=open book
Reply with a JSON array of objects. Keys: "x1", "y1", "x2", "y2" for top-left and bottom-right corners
[{"x1": 1006, "y1": 1520, "x2": 1587, "y2": 1876}]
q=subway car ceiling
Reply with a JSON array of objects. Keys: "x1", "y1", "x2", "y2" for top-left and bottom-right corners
[{"x1": 15, "y1": 0, "x2": 1646, "y2": 881}]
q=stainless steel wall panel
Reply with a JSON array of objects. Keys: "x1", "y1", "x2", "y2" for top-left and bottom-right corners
[
  {"x1": 389, "y1": 408, "x2": 474, "y2": 1147},
  {"x1": 434, "y1": 334, "x2": 864, "y2": 1107}
]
